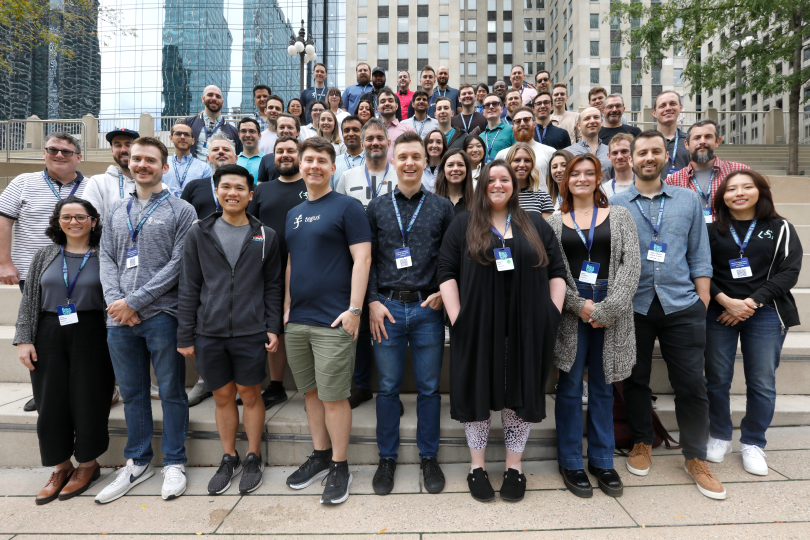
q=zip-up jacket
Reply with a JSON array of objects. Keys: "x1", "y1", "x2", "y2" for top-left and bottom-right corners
[
  {"x1": 182, "y1": 113, "x2": 243, "y2": 158},
  {"x1": 176, "y1": 211, "x2": 283, "y2": 347},
  {"x1": 84, "y1": 165, "x2": 168, "y2": 220}
]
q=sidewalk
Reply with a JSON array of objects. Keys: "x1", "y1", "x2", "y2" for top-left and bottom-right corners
[{"x1": 1, "y1": 426, "x2": 808, "y2": 538}]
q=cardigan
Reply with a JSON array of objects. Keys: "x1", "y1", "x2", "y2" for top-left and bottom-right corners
[
  {"x1": 14, "y1": 245, "x2": 62, "y2": 344},
  {"x1": 547, "y1": 205, "x2": 641, "y2": 384}
]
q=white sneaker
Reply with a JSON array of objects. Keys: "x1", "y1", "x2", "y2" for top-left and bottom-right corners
[
  {"x1": 150, "y1": 382, "x2": 160, "y2": 400},
  {"x1": 94, "y1": 459, "x2": 154, "y2": 504},
  {"x1": 706, "y1": 437, "x2": 732, "y2": 463},
  {"x1": 111, "y1": 386, "x2": 120, "y2": 406},
  {"x1": 582, "y1": 384, "x2": 588, "y2": 405},
  {"x1": 741, "y1": 443, "x2": 768, "y2": 476},
  {"x1": 187, "y1": 380, "x2": 211, "y2": 407},
  {"x1": 161, "y1": 464, "x2": 187, "y2": 500},
  {"x1": 444, "y1": 326, "x2": 450, "y2": 344}
]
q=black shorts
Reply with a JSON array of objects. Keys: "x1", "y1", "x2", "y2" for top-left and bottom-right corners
[{"x1": 195, "y1": 332, "x2": 268, "y2": 392}]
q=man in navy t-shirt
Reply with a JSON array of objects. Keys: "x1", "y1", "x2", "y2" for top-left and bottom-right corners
[{"x1": 283, "y1": 137, "x2": 372, "y2": 506}]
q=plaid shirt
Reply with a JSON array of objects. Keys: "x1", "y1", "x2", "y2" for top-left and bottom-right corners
[{"x1": 664, "y1": 157, "x2": 750, "y2": 222}]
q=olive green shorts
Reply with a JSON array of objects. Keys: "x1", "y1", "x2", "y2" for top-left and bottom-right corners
[{"x1": 284, "y1": 323, "x2": 357, "y2": 402}]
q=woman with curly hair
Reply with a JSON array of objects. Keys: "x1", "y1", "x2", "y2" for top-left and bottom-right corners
[{"x1": 14, "y1": 196, "x2": 114, "y2": 505}]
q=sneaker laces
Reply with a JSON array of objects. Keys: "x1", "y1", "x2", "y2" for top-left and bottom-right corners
[
  {"x1": 162, "y1": 465, "x2": 184, "y2": 484},
  {"x1": 423, "y1": 459, "x2": 441, "y2": 479},
  {"x1": 108, "y1": 463, "x2": 138, "y2": 488},
  {"x1": 322, "y1": 465, "x2": 346, "y2": 488},
  {"x1": 742, "y1": 445, "x2": 766, "y2": 459},
  {"x1": 690, "y1": 459, "x2": 717, "y2": 480},
  {"x1": 215, "y1": 456, "x2": 236, "y2": 476},
  {"x1": 707, "y1": 438, "x2": 727, "y2": 451},
  {"x1": 628, "y1": 442, "x2": 649, "y2": 458},
  {"x1": 375, "y1": 459, "x2": 396, "y2": 479}
]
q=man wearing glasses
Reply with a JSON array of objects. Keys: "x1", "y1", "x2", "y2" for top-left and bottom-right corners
[
  {"x1": 532, "y1": 92, "x2": 572, "y2": 150},
  {"x1": 163, "y1": 122, "x2": 212, "y2": 199},
  {"x1": 535, "y1": 70, "x2": 551, "y2": 94},
  {"x1": 236, "y1": 118, "x2": 264, "y2": 180},
  {"x1": 598, "y1": 94, "x2": 641, "y2": 145}
]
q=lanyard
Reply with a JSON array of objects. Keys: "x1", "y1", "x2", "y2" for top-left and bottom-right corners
[
  {"x1": 691, "y1": 169, "x2": 716, "y2": 207},
  {"x1": 43, "y1": 170, "x2": 80, "y2": 201},
  {"x1": 126, "y1": 193, "x2": 171, "y2": 243},
  {"x1": 391, "y1": 190, "x2": 426, "y2": 247},
  {"x1": 670, "y1": 131, "x2": 679, "y2": 166},
  {"x1": 461, "y1": 113, "x2": 473, "y2": 132},
  {"x1": 730, "y1": 219, "x2": 758, "y2": 258},
  {"x1": 535, "y1": 125, "x2": 549, "y2": 144},
  {"x1": 203, "y1": 117, "x2": 224, "y2": 149},
  {"x1": 414, "y1": 117, "x2": 428, "y2": 137},
  {"x1": 345, "y1": 153, "x2": 365, "y2": 170},
  {"x1": 570, "y1": 206, "x2": 599, "y2": 261},
  {"x1": 634, "y1": 196, "x2": 666, "y2": 239},
  {"x1": 611, "y1": 174, "x2": 635, "y2": 194},
  {"x1": 210, "y1": 178, "x2": 220, "y2": 209},
  {"x1": 490, "y1": 212, "x2": 512, "y2": 248},
  {"x1": 61, "y1": 246, "x2": 92, "y2": 303},
  {"x1": 312, "y1": 87, "x2": 327, "y2": 100},
  {"x1": 445, "y1": 128, "x2": 456, "y2": 144},
  {"x1": 365, "y1": 164, "x2": 389, "y2": 199},
  {"x1": 172, "y1": 155, "x2": 193, "y2": 190},
  {"x1": 484, "y1": 127, "x2": 503, "y2": 158},
  {"x1": 475, "y1": 104, "x2": 483, "y2": 114},
  {"x1": 117, "y1": 169, "x2": 125, "y2": 199}
]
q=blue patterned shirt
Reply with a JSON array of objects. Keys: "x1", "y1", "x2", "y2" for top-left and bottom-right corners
[
  {"x1": 163, "y1": 154, "x2": 212, "y2": 198},
  {"x1": 332, "y1": 151, "x2": 366, "y2": 189}
]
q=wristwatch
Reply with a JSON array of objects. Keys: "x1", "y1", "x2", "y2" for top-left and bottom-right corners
[{"x1": 348, "y1": 306, "x2": 362, "y2": 316}]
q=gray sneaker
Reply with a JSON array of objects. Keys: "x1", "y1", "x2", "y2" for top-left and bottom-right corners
[
  {"x1": 208, "y1": 453, "x2": 242, "y2": 495},
  {"x1": 187, "y1": 381, "x2": 212, "y2": 407},
  {"x1": 239, "y1": 453, "x2": 264, "y2": 494}
]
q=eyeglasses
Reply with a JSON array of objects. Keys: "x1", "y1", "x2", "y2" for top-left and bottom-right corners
[
  {"x1": 534, "y1": 100, "x2": 552, "y2": 107},
  {"x1": 605, "y1": 104, "x2": 624, "y2": 110},
  {"x1": 239, "y1": 129, "x2": 259, "y2": 135},
  {"x1": 482, "y1": 102, "x2": 501, "y2": 110},
  {"x1": 45, "y1": 147, "x2": 77, "y2": 157},
  {"x1": 536, "y1": 77, "x2": 550, "y2": 83},
  {"x1": 59, "y1": 214, "x2": 90, "y2": 223},
  {"x1": 513, "y1": 117, "x2": 533, "y2": 125},
  {"x1": 171, "y1": 131, "x2": 192, "y2": 137}
]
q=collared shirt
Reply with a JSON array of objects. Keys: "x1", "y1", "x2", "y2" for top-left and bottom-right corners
[
  {"x1": 299, "y1": 124, "x2": 318, "y2": 141},
  {"x1": 495, "y1": 140, "x2": 555, "y2": 193},
  {"x1": 665, "y1": 157, "x2": 751, "y2": 222},
  {"x1": 564, "y1": 139, "x2": 611, "y2": 172},
  {"x1": 195, "y1": 112, "x2": 224, "y2": 158},
  {"x1": 343, "y1": 83, "x2": 373, "y2": 115},
  {"x1": 482, "y1": 121, "x2": 516, "y2": 162},
  {"x1": 518, "y1": 85, "x2": 538, "y2": 106},
  {"x1": 365, "y1": 185, "x2": 455, "y2": 304},
  {"x1": 659, "y1": 127, "x2": 690, "y2": 180},
  {"x1": 421, "y1": 165, "x2": 439, "y2": 193},
  {"x1": 610, "y1": 183, "x2": 712, "y2": 316},
  {"x1": 332, "y1": 151, "x2": 366, "y2": 189},
  {"x1": 550, "y1": 110, "x2": 581, "y2": 143},
  {"x1": 384, "y1": 118, "x2": 419, "y2": 162},
  {"x1": 432, "y1": 86, "x2": 460, "y2": 112},
  {"x1": 252, "y1": 113, "x2": 270, "y2": 134},
  {"x1": 237, "y1": 152, "x2": 264, "y2": 182},
  {"x1": 397, "y1": 89, "x2": 415, "y2": 115},
  {"x1": 400, "y1": 115, "x2": 439, "y2": 142},
  {"x1": 163, "y1": 154, "x2": 212, "y2": 198}
]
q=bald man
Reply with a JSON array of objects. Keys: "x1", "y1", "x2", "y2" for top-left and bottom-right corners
[
  {"x1": 182, "y1": 85, "x2": 243, "y2": 158},
  {"x1": 433, "y1": 65, "x2": 460, "y2": 113},
  {"x1": 563, "y1": 106, "x2": 611, "y2": 172}
]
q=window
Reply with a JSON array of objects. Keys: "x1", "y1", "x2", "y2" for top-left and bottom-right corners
[
  {"x1": 631, "y1": 67, "x2": 641, "y2": 84},
  {"x1": 569, "y1": 77, "x2": 573, "y2": 96},
  {"x1": 537, "y1": 61, "x2": 545, "y2": 72},
  {"x1": 525, "y1": 40, "x2": 533, "y2": 53},
  {"x1": 378, "y1": 43, "x2": 389, "y2": 59},
  {"x1": 358, "y1": 0, "x2": 367, "y2": 5},
  {"x1": 460, "y1": 19, "x2": 465, "y2": 31},
  {"x1": 651, "y1": 67, "x2": 661, "y2": 84},
  {"x1": 488, "y1": 64, "x2": 497, "y2": 77},
  {"x1": 468, "y1": 62, "x2": 477, "y2": 76},
  {"x1": 590, "y1": 41, "x2": 599, "y2": 56},
  {"x1": 611, "y1": 68, "x2": 621, "y2": 85},
  {"x1": 440, "y1": 0, "x2": 449, "y2": 4},
  {"x1": 417, "y1": 44, "x2": 428, "y2": 57},
  {"x1": 417, "y1": 17, "x2": 428, "y2": 31},
  {"x1": 488, "y1": 0, "x2": 496, "y2": 9},
  {"x1": 379, "y1": 0, "x2": 389, "y2": 4},
  {"x1": 358, "y1": 17, "x2": 367, "y2": 33},
  {"x1": 590, "y1": 68, "x2": 600, "y2": 84},
  {"x1": 503, "y1": 63, "x2": 512, "y2": 77},
  {"x1": 504, "y1": 0, "x2": 512, "y2": 9},
  {"x1": 357, "y1": 43, "x2": 367, "y2": 60},
  {"x1": 537, "y1": 18, "x2": 545, "y2": 31},
  {"x1": 610, "y1": 40, "x2": 620, "y2": 57},
  {"x1": 590, "y1": 14, "x2": 599, "y2": 29},
  {"x1": 460, "y1": 63, "x2": 465, "y2": 76},
  {"x1": 468, "y1": 40, "x2": 477, "y2": 54},
  {"x1": 524, "y1": 18, "x2": 533, "y2": 31},
  {"x1": 398, "y1": 0, "x2": 407, "y2": 4},
  {"x1": 674, "y1": 42, "x2": 683, "y2": 56},
  {"x1": 525, "y1": 62, "x2": 533, "y2": 75},
  {"x1": 460, "y1": 41, "x2": 465, "y2": 54},
  {"x1": 467, "y1": 18, "x2": 477, "y2": 31},
  {"x1": 674, "y1": 68, "x2": 684, "y2": 85},
  {"x1": 504, "y1": 21, "x2": 512, "y2": 32},
  {"x1": 610, "y1": 15, "x2": 619, "y2": 30},
  {"x1": 398, "y1": 43, "x2": 408, "y2": 58},
  {"x1": 378, "y1": 17, "x2": 388, "y2": 32},
  {"x1": 631, "y1": 97, "x2": 641, "y2": 112},
  {"x1": 524, "y1": 0, "x2": 532, "y2": 8},
  {"x1": 563, "y1": 59, "x2": 567, "y2": 76},
  {"x1": 488, "y1": 43, "x2": 497, "y2": 54},
  {"x1": 440, "y1": 41, "x2": 449, "y2": 57},
  {"x1": 504, "y1": 41, "x2": 513, "y2": 54},
  {"x1": 468, "y1": 0, "x2": 476, "y2": 8},
  {"x1": 398, "y1": 17, "x2": 408, "y2": 32},
  {"x1": 488, "y1": 21, "x2": 497, "y2": 32},
  {"x1": 440, "y1": 15, "x2": 449, "y2": 30},
  {"x1": 563, "y1": 34, "x2": 567, "y2": 51},
  {"x1": 537, "y1": 40, "x2": 545, "y2": 53}
]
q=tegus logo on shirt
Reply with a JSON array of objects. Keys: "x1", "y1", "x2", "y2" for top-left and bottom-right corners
[
  {"x1": 293, "y1": 214, "x2": 321, "y2": 229},
  {"x1": 293, "y1": 215, "x2": 303, "y2": 229}
]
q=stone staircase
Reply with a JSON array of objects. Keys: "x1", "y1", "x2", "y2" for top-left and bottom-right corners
[
  {"x1": 1, "y1": 176, "x2": 810, "y2": 468},
  {"x1": 714, "y1": 146, "x2": 810, "y2": 176}
]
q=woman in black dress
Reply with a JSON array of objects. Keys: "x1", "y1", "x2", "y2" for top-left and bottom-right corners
[
  {"x1": 438, "y1": 159, "x2": 567, "y2": 503},
  {"x1": 434, "y1": 148, "x2": 474, "y2": 215}
]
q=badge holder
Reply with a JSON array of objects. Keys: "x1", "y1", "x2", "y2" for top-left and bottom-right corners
[
  {"x1": 495, "y1": 247, "x2": 514, "y2": 271},
  {"x1": 395, "y1": 247, "x2": 413, "y2": 269},
  {"x1": 703, "y1": 209, "x2": 713, "y2": 224},
  {"x1": 647, "y1": 240, "x2": 667, "y2": 262},
  {"x1": 57, "y1": 301, "x2": 78, "y2": 326},
  {"x1": 579, "y1": 261, "x2": 600, "y2": 284},
  {"x1": 730, "y1": 258, "x2": 753, "y2": 279},
  {"x1": 126, "y1": 246, "x2": 139, "y2": 268}
]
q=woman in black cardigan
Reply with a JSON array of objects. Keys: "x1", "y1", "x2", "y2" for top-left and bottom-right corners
[{"x1": 438, "y1": 159, "x2": 567, "y2": 503}]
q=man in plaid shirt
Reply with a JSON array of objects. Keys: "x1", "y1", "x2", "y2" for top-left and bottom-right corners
[{"x1": 665, "y1": 119, "x2": 749, "y2": 224}]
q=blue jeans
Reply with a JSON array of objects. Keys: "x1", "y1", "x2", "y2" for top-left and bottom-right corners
[
  {"x1": 372, "y1": 294, "x2": 444, "y2": 461},
  {"x1": 107, "y1": 312, "x2": 189, "y2": 466},
  {"x1": 555, "y1": 279, "x2": 615, "y2": 470},
  {"x1": 705, "y1": 304, "x2": 785, "y2": 448}
]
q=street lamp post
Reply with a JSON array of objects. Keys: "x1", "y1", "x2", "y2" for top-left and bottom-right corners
[{"x1": 287, "y1": 20, "x2": 317, "y2": 95}]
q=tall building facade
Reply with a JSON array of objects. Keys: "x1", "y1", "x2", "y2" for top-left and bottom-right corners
[{"x1": 307, "y1": 0, "x2": 347, "y2": 89}]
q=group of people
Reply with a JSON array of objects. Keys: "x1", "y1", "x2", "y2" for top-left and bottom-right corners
[{"x1": 1, "y1": 67, "x2": 799, "y2": 510}]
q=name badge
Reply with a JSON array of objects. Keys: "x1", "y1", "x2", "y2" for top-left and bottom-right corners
[
  {"x1": 579, "y1": 261, "x2": 600, "y2": 284},
  {"x1": 57, "y1": 303, "x2": 78, "y2": 326},
  {"x1": 703, "y1": 209, "x2": 713, "y2": 224},
  {"x1": 647, "y1": 241, "x2": 667, "y2": 262},
  {"x1": 494, "y1": 247, "x2": 514, "y2": 271},
  {"x1": 730, "y1": 258, "x2": 753, "y2": 279},
  {"x1": 126, "y1": 246, "x2": 139, "y2": 268},
  {"x1": 395, "y1": 247, "x2": 413, "y2": 269},
  {"x1": 668, "y1": 167, "x2": 680, "y2": 176}
]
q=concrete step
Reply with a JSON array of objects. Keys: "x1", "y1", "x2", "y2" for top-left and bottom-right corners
[{"x1": 1, "y1": 382, "x2": 809, "y2": 467}]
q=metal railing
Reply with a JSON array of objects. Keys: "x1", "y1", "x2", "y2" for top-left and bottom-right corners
[{"x1": 4, "y1": 119, "x2": 87, "y2": 162}]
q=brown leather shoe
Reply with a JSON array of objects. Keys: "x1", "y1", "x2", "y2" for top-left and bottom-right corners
[
  {"x1": 59, "y1": 462, "x2": 101, "y2": 501},
  {"x1": 685, "y1": 458, "x2": 727, "y2": 500},
  {"x1": 625, "y1": 442, "x2": 652, "y2": 476},
  {"x1": 36, "y1": 466, "x2": 75, "y2": 505}
]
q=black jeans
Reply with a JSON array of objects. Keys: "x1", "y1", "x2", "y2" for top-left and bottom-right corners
[
  {"x1": 626, "y1": 296, "x2": 709, "y2": 461},
  {"x1": 31, "y1": 311, "x2": 115, "y2": 466}
]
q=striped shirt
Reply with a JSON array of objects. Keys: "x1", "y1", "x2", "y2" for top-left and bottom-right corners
[
  {"x1": 332, "y1": 151, "x2": 365, "y2": 189},
  {"x1": 0, "y1": 170, "x2": 86, "y2": 280},
  {"x1": 518, "y1": 189, "x2": 555, "y2": 214},
  {"x1": 664, "y1": 157, "x2": 751, "y2": 223}
]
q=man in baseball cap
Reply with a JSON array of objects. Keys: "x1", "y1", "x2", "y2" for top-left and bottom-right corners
[
  {"x1": 83, "y1": 127, "x2": 141, "y2": 220},
  {"x1": 360, "y1": 67, "x2": 388, "y2": 117}
]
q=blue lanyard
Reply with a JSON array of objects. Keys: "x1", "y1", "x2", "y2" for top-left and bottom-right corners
[
  {"x1": 61, "y1": 246, "x2": 92, "y2": 302},
  {"x1": 43, "y1": 170, "x2": 80, "y2": 201},
  {"x1": 535, "y1": 125, "x2": 549, "y2": 144},
  {"x1": 391, "y1": 190, "x2": 426, "y2": 246},
  {"x1": 312, "y1": 87, "x2": 327, "y2": 100},
  {"x1": 414, "y1": 117, "x2": 428, "y2": 137},
  {"x1": 203, "y1": 118, "x2": 224, "y2": 148},
  {"x1": 730, "y1": 219, "x2": 758, "y2": 258},
  {"x1": 345, "y1": 153, "x2": 365, "y2": 170},
  {"x1": 475, "y1": 104, "x2": 483, "y2": 114},
  {"x1": 570, "y1": 206, "x2": 599, "y2": 260},
  {"x1": 490, "y1": 212, "x2": 512, "y2": 247},
  {"x1": 669, "y1": 131, "x2": 679, "y2": 166},
  {"x1": 435, "y1": 88, "x2": 448, "y2": 98},
  {"x1": 365, "y1": 164, "x2": 389, "y2": 199},
  {"x1": 611, "y1": 174, "x2": 635, "y2": 194},
  {"x1": 460, "y1": 113, "x2": 473, "y2": 132},
  {"x1": 634, "y1": 196, "x2": 666, "y2": 239},
  {"x1": 117, "y1": 170, "x2": 125, "y2": 199},
  {"x1": 126, "y1": 193, "x2": 171, "y2": 243},
  {"x1": 173, "y1": 156, "x2": 193, "y2": 190},
  {"x1": 484, "y1": 127, "x2": 503, "y2": 158},
  {"x1": 210, "y1": 178, "x2": 220, "y2": 209},
  {"x1": 445, "y1": 128, "x2": 456, "y2": 144},
  {"x1": 691, "y1": 170, "x2": 715, "y2": 207}
]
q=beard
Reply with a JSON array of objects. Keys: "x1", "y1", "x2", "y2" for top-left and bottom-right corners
[
  {"x1": 514, "y1": 128, "x2": 533, "y2": 143},
  {"x1": 210, "y1": 159, "x2": 231, "y2": 174},
  {"x1": 358, "y1": 75, "x2": 370, "y2": 86},
  {"x1": 373, "y1": 80, "x2": 385, "y2": 90},
  {"x1": 277, "y1": 162, "x2": 300, "y2": 177},
  {"x1": 113, "y1": 153, "x2": 129, "y2": 171},
  {"x1": 691, "y1": 147, "x2": 715, "y2": 164},
  {"x1": 634, "y1": 161, "x2": 667, "y2": 182}
]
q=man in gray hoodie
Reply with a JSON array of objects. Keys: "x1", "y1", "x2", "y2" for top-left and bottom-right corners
[{"x1": 96, "y1": 137, "x2": 196, "y2": 504}]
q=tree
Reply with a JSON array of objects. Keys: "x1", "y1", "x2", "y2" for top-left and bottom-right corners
[{"x1": 609, "y1": 0, "x2": 810, "y2": 175}]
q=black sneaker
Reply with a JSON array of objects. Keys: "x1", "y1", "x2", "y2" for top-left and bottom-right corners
[
  {"x1": 261, "y1": 386, "x2": 288, "y2": 410},
  {"x1": 286, "y1": 451, "x2": 331, "y2": 489},
  {"x1": 421, "y1": 457, "x2": 445, "y2": 494},
  {"x1": 466, "y1": 467, "x2": 495, "y2": 502},
  {"x1": 500, "y1": 468, "x2": 527, "y2": 502},
  {"x1": 320, "y1": 462, "x2": 352, "y2": 505},
  {"x1": 372, "y1": 458, "x2": 397, "y2": 495},
  {"x1": 208, "y1": 453, "x2": 242, "y2": 495},
  {"x1": 23, "y1": 397, "x2": 36, "y2": 412},
  {"x1": 347, "y1": 388, "x2": 373, "y2": 409},
  {"x1": 239, "y1": 453, "x2": 264, "y2": 494}
]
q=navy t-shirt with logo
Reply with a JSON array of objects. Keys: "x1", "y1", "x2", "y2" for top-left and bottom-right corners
[{"x1": 285, "y1": 190, "x2": 371, "y2": 327}]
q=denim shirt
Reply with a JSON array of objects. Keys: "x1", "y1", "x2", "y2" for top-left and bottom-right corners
[{"x1": 610, "y1": 182, "x2": 712, "y2": 316}]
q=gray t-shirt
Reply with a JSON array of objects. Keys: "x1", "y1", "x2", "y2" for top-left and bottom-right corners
[
  {"x1": 40, "y1": 251, "x2": 105, "y2": 312},
  {"x1": 213, "y1": 218, "x2": 251, "y2": 268},
  {"x1": 693, "y1": 167, "x2": 713, "y2": 210}
]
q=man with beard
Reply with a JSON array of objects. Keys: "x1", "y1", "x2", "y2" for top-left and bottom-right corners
[
  {"x1": 535, "y1": 70, "x2": 551, "y2": 94},
  {"x1": 406, "y1": 66, "x2": 439, "y2": 118},
  {"x1": 248, "y1": 137, "x2": 309, "y2": 411},
  {"x1": 396, "y1": 71, "x2": 415, "y2": 117},
  {"x1": 503, "y1": 88, "x2": 523, "y2": 125},
  {"x1": 610, "y1": 131, "x2": 724, "y2": 501},
  {"x1": 182, "y1": 85, "x2": 242, "y2": 159},
  {"x1": 432, "y1": 66, "x2": 460, "y2": 113},
  {"x1": 85, "y1": 128, "x2": 150, "y2": 220},
  {"x1": 160, "y1": 123, "x2": 212, "y2": 199},
  {"x1": 510, "y1": 65, "x2": 537, "y2": 106},
  {"x1": 236, "y1": 118, "x2": 264, "y2": 181},
  {"x1": 435, "y1": 97, "x2": 466, "y2": 150},
  {"x1": 257, "y1": 95, "x2": 286, "y2": 154},
  {"x1": 402, "y1": 92, "x2": 439, "y2": 144},
  {"x1": 377, "y1": 87, "x2": 416, "y2": 160},
  {"x1": 332, "y1": 116, "x2": 366, "y2": 189},
  {"x1": 181, "y1": 132, "x2": 237, "y2": 220},
  {"x1": 531, "y1": 92, "x2": 571, "y2": 151},
  {"x1": 343, "y1": 62, "x2": 373, "y2": 116},
  {"x1": 653, "y1": 91, "x2": 690, "y2": 180},
  {"x1": 251, "y1": 85, "x2": 272, "y2": 133},
  {"x1": 599, "y1": 94, "x2": 640, "y2": 145},
  {"x1": 601, "y1": 133, "x2": 635, "y2": 198},
  {"x1": 550, "y1": 83, "x2": 580, "y2": 144},
  {"x1": 257, "y1": 114, "x2": 302, "y2": 184},
  {"x1": 495, "y1": 107, "x2": 555, "y2": 191},
  {"x1": 300, "y1": 63, "x2": 329, "y2": 122},
  {"x1": 564, "y1": 106, "x2": 611, "y2": 172},
  {"x1": 665, "y1": 119, "x2": 749, "y2": 224},
  {"x1": 359, "y1": 67, "x2": 388, "y2": 117},
  {"x1": 451, "y1": 84, "x2": 486, "y2": 136}
]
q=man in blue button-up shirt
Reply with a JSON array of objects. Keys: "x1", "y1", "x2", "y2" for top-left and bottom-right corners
[{"x1": 611, "y1": 130, "x2": 726, "y2": 500}]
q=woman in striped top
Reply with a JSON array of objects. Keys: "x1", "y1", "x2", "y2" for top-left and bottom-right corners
[{"x1": 505, "y1": 142, "x2": 554, "y2": 218}]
